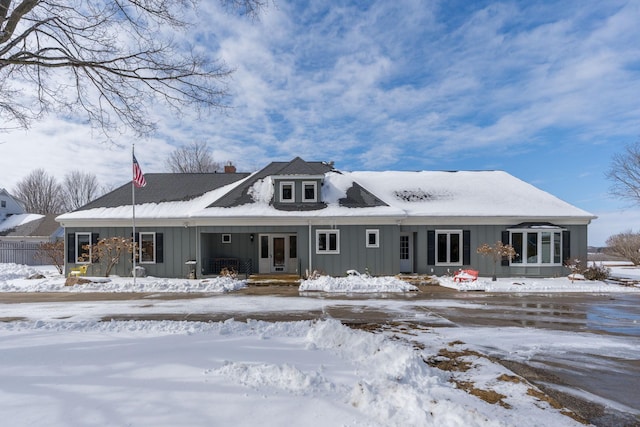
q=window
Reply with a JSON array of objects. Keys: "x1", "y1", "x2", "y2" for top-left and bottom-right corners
[
  {"x1": 289, "y1": 235, "x2": 297, "y2": 258},
  {"x1": 316, "y1": 230, "x2": 340, "y2": 254},
  {"x1": 75, "y1": 232, "x2": 92, "y2": 263},
  {"x1": 400, "y1": 235, "x2": 409, "y2": 260},
  {"x1": 366, "y1": 229, "x2": 379, "y2": 248},
  {"x1": 280, "y1": 181, "x2": 294, "y2": 203},
  {"x1": 435, "y1": 230, "x2": 462, "y2": 265},
  {"x1": 260, "y1": 235, "x2": 269, "y2": 259},
  {"x1": 222, "y1": 234, "x2": 231, "y2": 244},
  {"x1": 302, "y1": 181, "x2": 317, "y2": 202},
  {"x1": 139, "y1": 232, "x2": 156, "y2": 263},
  {"x1": 1, "y1": 200, "x2": 6, "y2": 208},
  {"x1": 510, "y1": 229, "x2": 562, "y2": 265}
]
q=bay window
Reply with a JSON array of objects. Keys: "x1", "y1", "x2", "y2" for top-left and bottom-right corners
[{"x1": 510, "y1": 229, "x2": 563, "y2": 265}]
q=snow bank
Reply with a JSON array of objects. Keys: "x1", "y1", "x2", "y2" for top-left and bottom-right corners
[
  {"x1": 299, "y1": 272, "x2": 418, "y2": 293},
  {"x1": 0, "y1": 318, "x2": 583, "y2": 427},
  {"x1": 0, "y1": 263, "x2": 246, "y2": 293}
]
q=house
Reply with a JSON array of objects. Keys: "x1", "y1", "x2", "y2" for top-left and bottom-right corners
[
  {"x1": 0, "y1": 214, "x2": 62, "y2": 243},
  {"x1": 0, "y1": 188, "x2": 63, "y2": 244},
  {"x1": 0, "y1": 188, "x2": 26, "y2": 220},
  {"x1": 56, "y1": 157, "x2": 596, "y2": 278},
  {"x1": 0, "y1": 189, "x2": 63, "y2": 265}
]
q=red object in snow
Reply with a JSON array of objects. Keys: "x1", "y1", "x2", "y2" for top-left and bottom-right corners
[{"x1": 453, "y1": 269, "x2": 479, "y2": 282}]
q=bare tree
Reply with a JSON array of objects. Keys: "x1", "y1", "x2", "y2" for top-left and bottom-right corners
[
  {"x1": 166, "y1": 141, "x2": 221, "y2": 173},
  {"x1": 477, "y1": 241, "x2": 517, "y2": 281},
  {"x1": 61, "y1": 170, "x2": 102, "y2": 212},
  {"x1": 605, "y1": 230, "x2": 640, "y2": 265},
  {"x1": 35, "y1": 240, "x2": 64, "y2": 274},
  {"x1": 0, "y1": 1, "x2": 268, "y2": 137},
  {"x1": 13, "y1": 168, "x2": 64, "y2": 214},
  {"x1": 606, "y1": 141, "x2": 640, "y2": 205}
]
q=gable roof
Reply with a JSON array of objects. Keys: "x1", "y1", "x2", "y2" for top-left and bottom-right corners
[
  {"x1": 209, "y1": 157, "x2": 334, "y2": 208},
  {"x1": 0, "y1": 187, "x2": 26, "y2": 218}
]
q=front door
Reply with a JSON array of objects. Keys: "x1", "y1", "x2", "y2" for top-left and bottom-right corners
[
  {"x1": 258, "y1": 234, "x2": 298, "y2": 273},
  {"x1": 272, "y1": 237, "x2": 285, "y2": 271},
  {"x1": 400, "y1": 233, "x2": 413, "y2": 273}
]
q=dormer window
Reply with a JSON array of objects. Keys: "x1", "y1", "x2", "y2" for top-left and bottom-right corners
[
  {"x1": 280, "y1": 181, "x2": 294, "y2": 203},
  {"x1": 302, "y1": 181, "x2": 317, "y2": 202}
]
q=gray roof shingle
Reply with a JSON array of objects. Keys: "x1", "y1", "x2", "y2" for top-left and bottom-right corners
[{"x1": 77, "y1": 173, "x2": 250, "y2": 211}]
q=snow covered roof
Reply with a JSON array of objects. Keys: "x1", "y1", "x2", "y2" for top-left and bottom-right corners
[
  {"x1": 0, "y1": 213, "x2": 45, "y2": 234},
  {"x1": 210, "y1": 157, "x2": 334, "y2": 208},
  {"x1": 348, "y1": 170, "x2": 594, "y2": 219},
  {"x1": 56, "y1": 158, "x2": 595, "y2": 225}
]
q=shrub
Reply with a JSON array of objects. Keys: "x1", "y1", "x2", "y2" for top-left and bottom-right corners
[{"x1": 583, "y1": 264, "x2": 610, "y2": 281}]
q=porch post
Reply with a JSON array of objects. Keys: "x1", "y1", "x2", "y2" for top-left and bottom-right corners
[{"x1": 308, "y1": 221, "x2": 312, "y2": 274}]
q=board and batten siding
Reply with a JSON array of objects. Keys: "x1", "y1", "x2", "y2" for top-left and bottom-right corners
[
  {"x1": 310, "y1": 225, "x2": 399, "y2": 276},
  {"x1": 64, "y1": 222, "x2": 588, "y2": 279},
  {"x1": 65, "y1": 226, "x2": 197, "y2": 278},
  {"x1": 414, "y1": 224, "x2": 587, "y2": 278}
]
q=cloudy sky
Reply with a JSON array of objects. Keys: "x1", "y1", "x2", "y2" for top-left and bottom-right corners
[{"x1": 2, "y1": 0, "x2": 639, "y2": 245}]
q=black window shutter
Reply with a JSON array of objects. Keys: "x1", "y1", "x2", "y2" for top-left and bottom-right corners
[
  {"x1": 463, "y1": 230, "x2": 471, "y2": 265},
  {"x1": 562, "y1": 230, "x2": 570, "y2": 262},
  {"x1": 501, "y1": 230, "x2": 510, "y2": 266},
  {"x1": 67, "y1": 233, "x2": 75, "y2": 263},
  {"x1": 427, "y1": 230, "x2": 435, "y2": 265},
  {"x1": 91, "y1": 233, "x2": 100, "y2": 262},
  {"x1": 156, "y1": 233, "x2": 164, "y2": 263}
]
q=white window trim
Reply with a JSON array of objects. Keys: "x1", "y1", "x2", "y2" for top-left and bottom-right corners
[
  {"x1": 139, "y1": 231, "x2": 156, "y2": 264},
  {"x1": 279, "y1": 181, "x2": 295, "y2": 203},
  {"x1": 302, "y1": 181, "x2": 318, "y2": 203},
  {"x1": 316, "y1": 229, "x2": 340, "y2": 254},
  {"x1": 222, "y1": 234, "x2": 232, "y2": 244},
  {"x1": 75, "y1": 232, "x2": 92, "y2": 264},
  {"x1": 366, "y1": 229, "x2": 379, "y2": 248},
  {"x1": 509, "y1": 228, "x2": 563, "y2": 266},
  {"x1": 435, "y1": 229, "x2": 463, "y2": 266}
]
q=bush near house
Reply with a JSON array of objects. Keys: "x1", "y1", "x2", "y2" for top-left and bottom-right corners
[{"x1": 81, "y1": 237, "x2": 137, "y2": 277}]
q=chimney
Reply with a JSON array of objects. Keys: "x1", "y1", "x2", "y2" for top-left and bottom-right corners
[{"x1": 224, "y1": 162, "x2": 236, "y2": 173}]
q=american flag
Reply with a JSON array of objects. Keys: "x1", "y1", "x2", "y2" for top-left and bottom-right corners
[{"x1": 133, "y1": 154, "x2": 147, "y2": 188}]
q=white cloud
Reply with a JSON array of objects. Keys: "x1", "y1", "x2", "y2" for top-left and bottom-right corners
[{"x1": 2, "y1": 0, "x2": 639, "y2": 223}]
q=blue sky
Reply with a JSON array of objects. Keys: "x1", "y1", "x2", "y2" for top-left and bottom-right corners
[{"x1": 2, "y1": 0, "x2": 640, "y2": 245}]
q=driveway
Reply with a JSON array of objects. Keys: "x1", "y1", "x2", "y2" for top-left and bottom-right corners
[{"x1": 1, "y1": 286, "x2": 639, "y2": 426}]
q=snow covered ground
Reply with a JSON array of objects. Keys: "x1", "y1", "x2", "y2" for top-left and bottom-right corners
[
  {"x1": 438, "y1": 263, "x2": 640, "y2": 293},
  {"x1": 3, "y1": 262, "x2": 638, "y2": 294},
  {"x1": 1, "y1": 263, "x2": 639, "y2": 426}
]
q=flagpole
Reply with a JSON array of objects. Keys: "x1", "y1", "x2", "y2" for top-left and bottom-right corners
[{"x1": 132, "y1": 144, "x2": 137, "y2": 286}]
